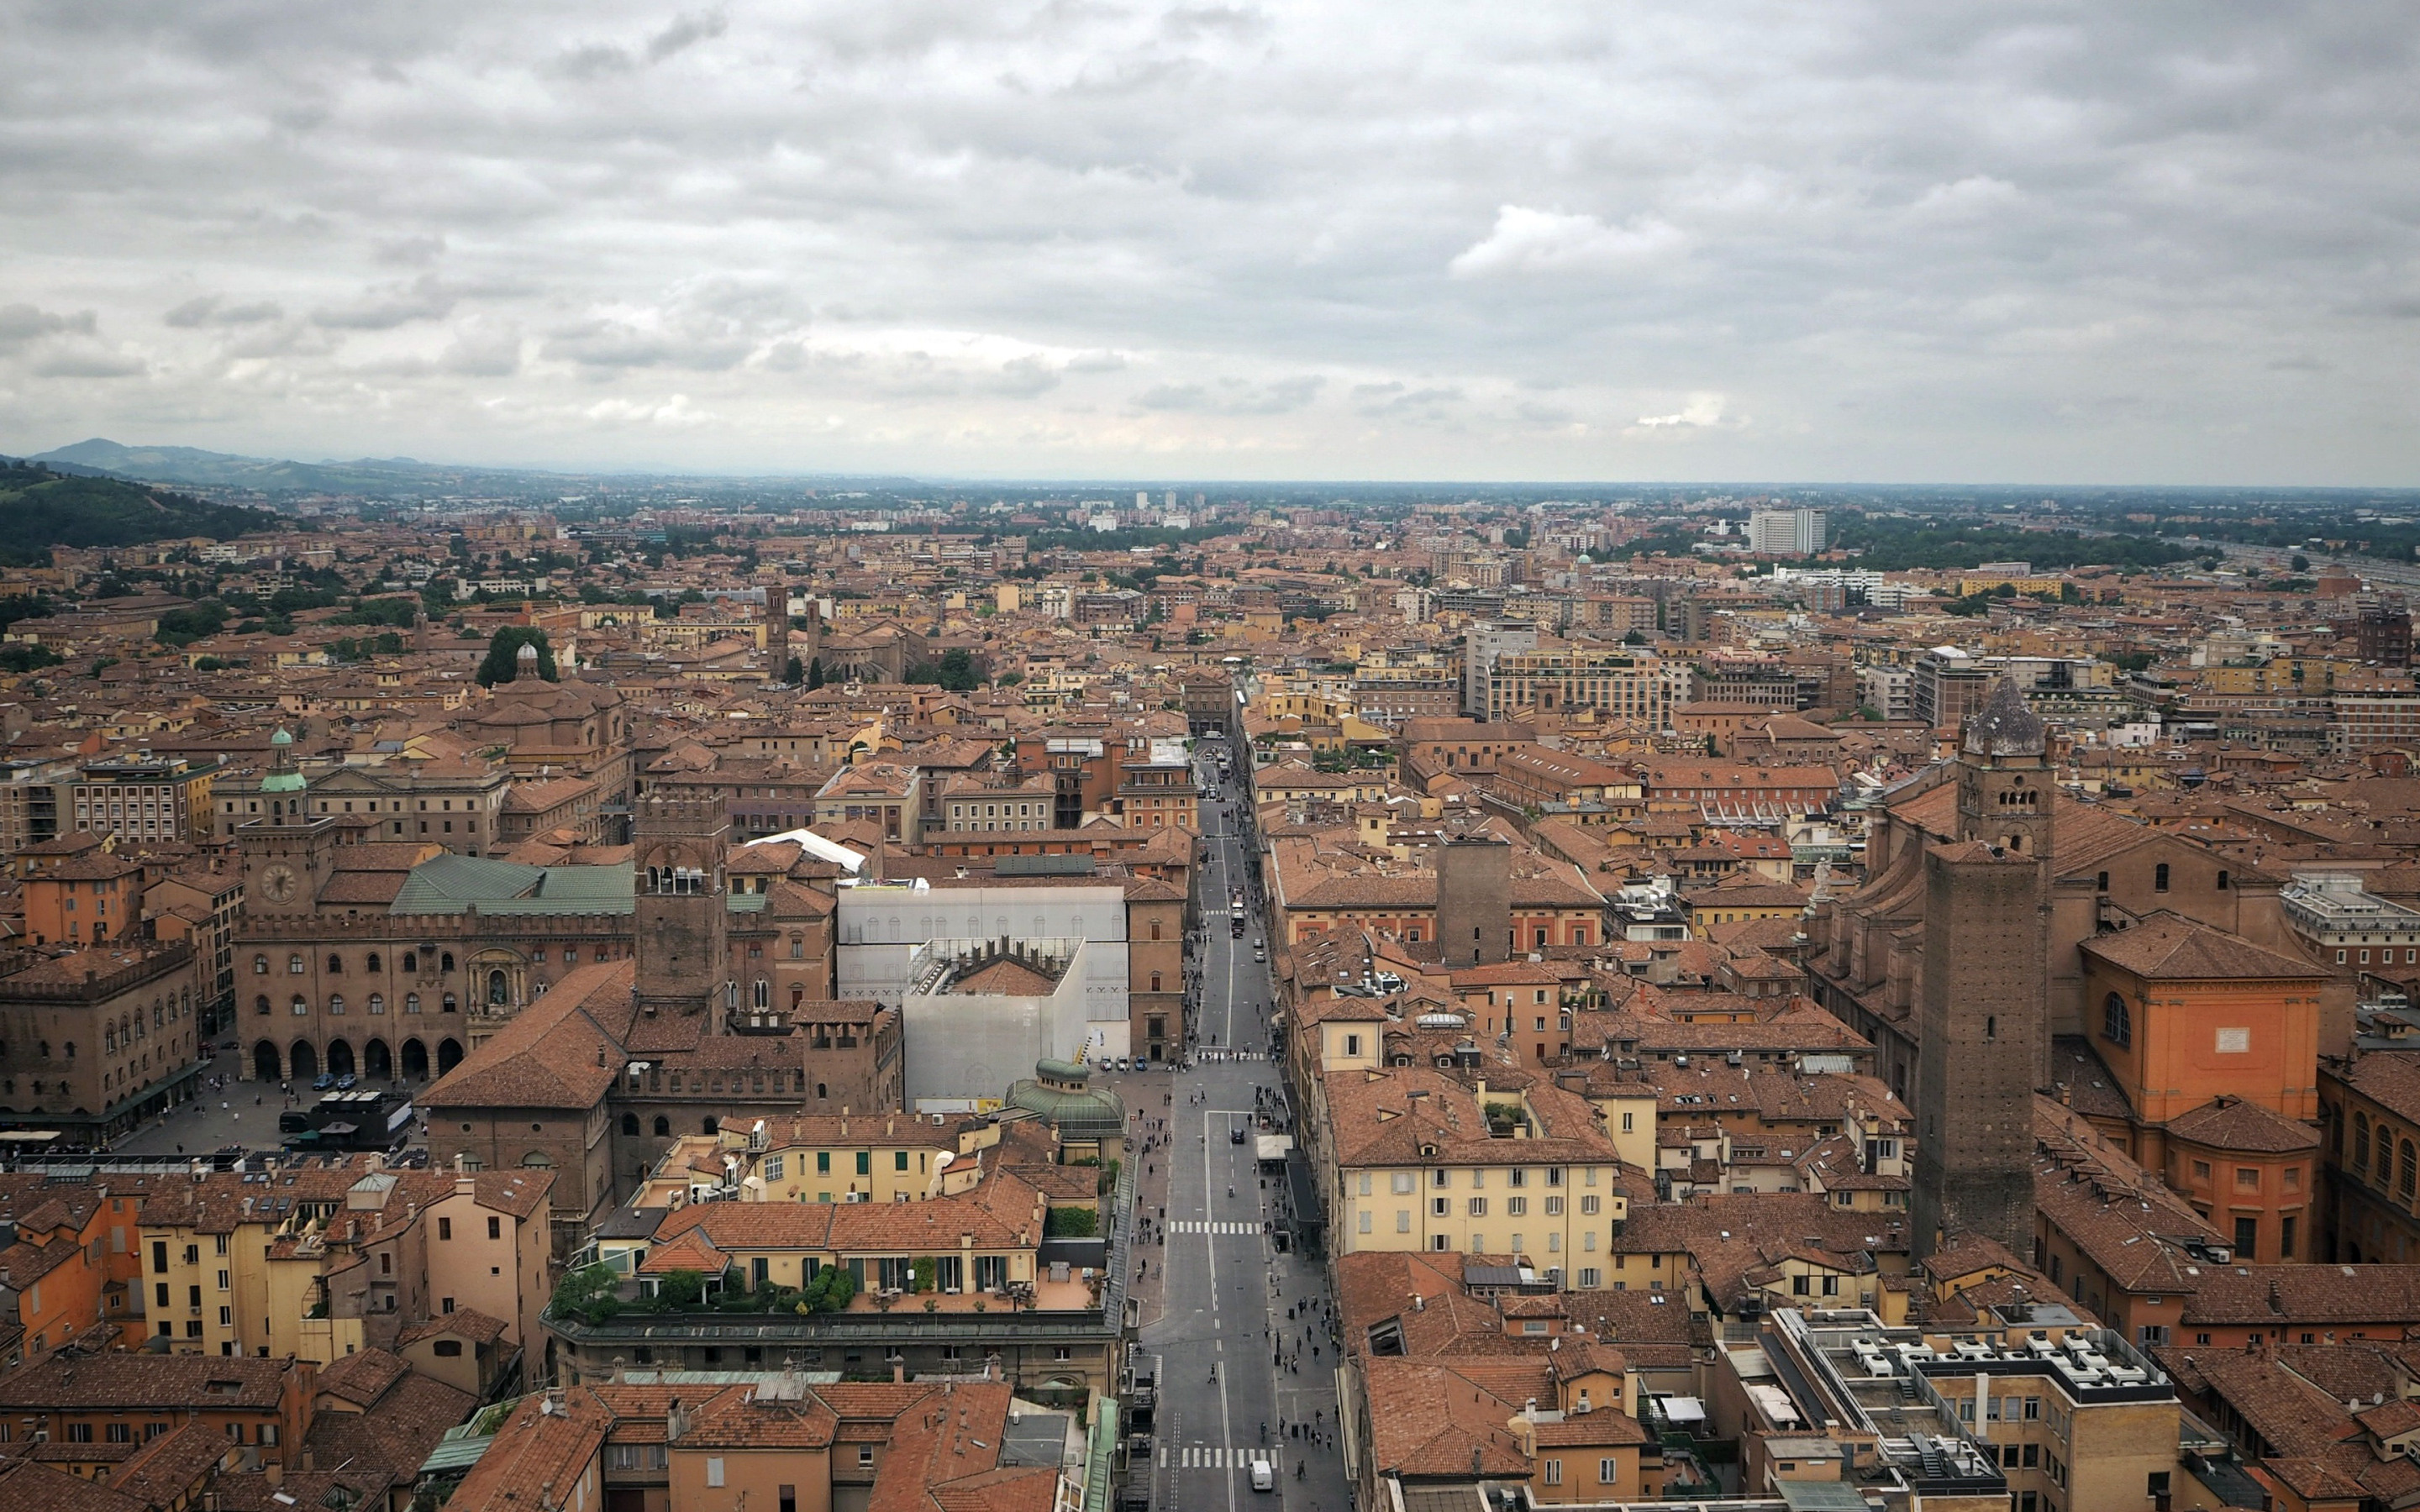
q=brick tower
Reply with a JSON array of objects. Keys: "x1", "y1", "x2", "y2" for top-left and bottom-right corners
[
  {"x1": 765, "y1": 582, "x2": 789, "y2": 679},
  {"x1": 634, "y1": 791, "x2": 731, "y2": 1021},
  {"x1": 1911, "y1": 679, "x2": 2052, "y2": 1259}
]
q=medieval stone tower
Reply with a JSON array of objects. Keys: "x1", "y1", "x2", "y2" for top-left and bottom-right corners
[
  {"x1": 765, "y1": 582, "x2": 789, "y2": 678},
  {"x1": 1436, "y1": 837, "x2": 1513, "y2": 969},
  {"x1": 634, "y1": 790, "x2": 732, "y2": 1021},
  {"x1": 1911, "y1": 679, "x2": 2052, "y2": 1260}
]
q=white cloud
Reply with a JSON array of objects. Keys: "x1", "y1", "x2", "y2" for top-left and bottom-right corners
[
  {"x1": 1634, "y1": 394, "x2": 1728, "y2": 428},
  {"x1": 1449, "y1": 207, "x2": 1686, "y2": 279}
]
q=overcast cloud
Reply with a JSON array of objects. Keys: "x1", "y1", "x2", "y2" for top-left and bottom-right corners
[{"x1": 1, "y1": 1, "x2": 2415, "y2": 483}]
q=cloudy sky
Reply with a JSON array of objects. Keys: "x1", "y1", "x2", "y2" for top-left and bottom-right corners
[{"x1": 2, "y1": 2, "x2": 2415, "y2": 483}]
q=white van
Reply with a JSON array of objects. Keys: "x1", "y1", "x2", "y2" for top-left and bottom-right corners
[{"x1": 1249, "y1": 1457, "x2": 1276, "y2": 1493}]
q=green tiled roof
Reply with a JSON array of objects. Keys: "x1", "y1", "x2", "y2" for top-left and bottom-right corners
[{"x1": 388, "y1": 853, "x2": 765, "y2": 916}]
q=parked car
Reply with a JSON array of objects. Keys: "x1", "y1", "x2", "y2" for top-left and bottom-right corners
[{"x1": 312, "y1": 1073, "x2": 334, "y2": 1091}]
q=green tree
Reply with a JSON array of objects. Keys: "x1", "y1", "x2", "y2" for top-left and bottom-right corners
[
  {"x1": 807, "y1": 657, "x2": 825, "y2": 690},
  {"x1": 0, "y1": 643, "x2": 61, "y2": 673},
  {"x1": 783, "y1": 654, "x2": 804, "y2": 685},
  {"x1": 476, "y1": 627, "x2": 558, "y2": 686},
  {"x1": 653, "y1": 1268, "x2": 706, "y2": 1310},
  {"x1": 2291, "y1": 553, "x2": 2312, "y2": 571}
]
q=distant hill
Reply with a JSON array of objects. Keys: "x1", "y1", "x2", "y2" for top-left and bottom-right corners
[
  {"x1": 28, "y1": 437, "x2": 462, "y2": 496},
  {"x1": 0, "y1": 459, "x2": 287, "y2": 565},
  {"x1": 25, "y1": 437, "x2": 920, "y2": 500}
]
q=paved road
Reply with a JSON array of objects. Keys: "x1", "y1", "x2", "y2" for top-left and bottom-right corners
[{"x1": 1133, "y1": 750, "x2": 1351, "y2": 1512}]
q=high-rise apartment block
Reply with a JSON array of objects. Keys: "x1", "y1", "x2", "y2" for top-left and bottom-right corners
[{"x1": 1749, "y1": 507, "x2": 1827, "y2": 555}]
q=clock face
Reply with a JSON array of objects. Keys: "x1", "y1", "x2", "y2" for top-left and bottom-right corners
[{"x1": 261, "y1": 864, "x2": 297, "y2": 904}]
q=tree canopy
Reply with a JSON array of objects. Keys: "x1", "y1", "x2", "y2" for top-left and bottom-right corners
[{"x1": 475, "y1": 626, "x2": 559, "y2": 685}]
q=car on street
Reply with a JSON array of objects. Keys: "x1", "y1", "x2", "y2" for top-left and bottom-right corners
[
  {"x1": 312, "y1": 1074, "x2": 334, "y2": 1091},
  {"x1": 1249, "y1": 1457, "x2": 1275, "y2": 1493},
  {"x1": 1229, "y1": 1120, "x2": 1247, "y2": 1144}
]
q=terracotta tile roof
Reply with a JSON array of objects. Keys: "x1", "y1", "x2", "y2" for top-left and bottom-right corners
[
  {"x1": 0, "y1": 1351, "x2": 302, "y2": 1413},
  {"x1": 0, "y1": 1457, "x2": 146, "y2": 1512},
  {"x1": 1359, "y1": 1357, "x2": 1538, "y2": 1478},
  {"x1": 2079, "y1": 911, "x2": 2328, "y2": 981},
  {"x1": 2165, "y1": 1095, "x2": 2320, "y2": 1154},
  {"x1": 418, "y1": 958, "x2": 630, "y2": 1110},
  {"x1": 2334, "y1": 1051, "x2": 2420, "y2": 1124},
  {"x1": 2181, "y1": 1265, "x2": 2420, "y2": 1326},
  {"x1": 446, "y1": 1389, "x2": 613, "y2": 1512},
  {"x1": 677, "y1": 1380, "x2": 839, "y2": 1449},
  {"x1": 1325, "y1": 1065, "x2": 1618, "y2": 1173}
]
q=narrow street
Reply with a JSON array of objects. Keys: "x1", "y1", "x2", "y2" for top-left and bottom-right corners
[{"x1": 1127, "y1": 744, "x2": 1351, "y2": 1512}]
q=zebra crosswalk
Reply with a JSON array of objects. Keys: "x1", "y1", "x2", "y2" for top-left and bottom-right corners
[
  {"x1": 1169, "y1": 1220, "x2": 1261, "y2": 1235},
  {"x1": 1162, "y1": 1445, "x2": 1276, "y2": 1470}
]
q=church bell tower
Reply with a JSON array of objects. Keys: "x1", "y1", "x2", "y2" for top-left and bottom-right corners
[{"x1": 1911, "y1": 679, "x2": 2053, "y2": 1259}]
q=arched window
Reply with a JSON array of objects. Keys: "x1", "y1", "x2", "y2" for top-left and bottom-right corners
[
  {"x1": 256, "y1": 995, "x2": 271, "y2": 1016},
  {"x1": 2154, "y1": 863, "x2": 2170, "y2": 893},
  {"x1": 402, "y1": 953, "x2": 418, "y2": 974},
  {"x1": 702, "y1": 1117, "x2": 719, "y2": 1136},
  {"x1": 753, "y1": 979, "x2": 770, "y2": 1009},
  {"x1": 366, "y1": 953, "x2": 382, "y2": 973},
  {"x1": 1151, "y1": 973, "x2": 1162, "y2": 993},
  {"x1": 621, "y1": 1114, "x2": 639, "y2": 1137},
  {"x1": 328, "y1": 954, "x2": 344, "y2": 974},
  {"x1": 442, "y1": 993, "x2": 458, "y2": 1012},
  {"x1": 653, "y1": 1116, "x2": 671, "y2": 1137},
  {"x1": 368, "y1": 995, "x2": 384, "y2": 1015},
  {"x1": 63, "y1": 1042, "x2": 74, "y2": 1059},
  {"x1": 2102, "y1": 993, "x2": 2131, "y2": 1047},
  {"x1": 292, "y1": 995, "x2": 308, "y2": 1016},
  {"x1": 487, "y1": 969, "x2": 508, "y2": 1006},
  {"x1": 329, "y1": 995, "x2": 345, "y2": 1016},
  {"x1": 440, "y1": 952, "x2": 455, "y2": 973},
  {"x1": 2402, "y1": 1140, "x2": 2416, "y2": 1200},
  {"x1": 521, "y1": 1152, "x2": 554, "y2": 1169},
  {"x1": 816, "y1": 1082, "x2": 828, "y2": 1100},
  {"x1": 790, "y1": 936, "x2": 804, "y2": 959},
  {"x1": 253, "y1": 955, "x2": 269, "y2": 975},
  {"x1": 405, "y1": 994, "x2": 421, "y2": 1013},
  {"x1": 2358, "y1": 1113, "x2": 2374, "y2": 1172},
  {"x1": 288, "y1": 954, "x2": 304, "y2": 974}
]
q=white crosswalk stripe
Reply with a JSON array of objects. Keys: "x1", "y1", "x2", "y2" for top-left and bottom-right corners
[
  {"x1": 1173, "y1": 1446, "x2": 1269, "y2": 1470},
  {"x1": 1172, "y1": 1220, "x2": 1260, "y2": 1235}
]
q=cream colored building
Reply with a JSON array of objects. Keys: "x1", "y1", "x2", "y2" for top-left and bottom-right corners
[{"x1": 1322, "y1": 1056, "x2": 1628, "y2": 1269}]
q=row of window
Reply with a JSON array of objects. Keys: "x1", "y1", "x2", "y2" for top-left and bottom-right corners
[
  {"x1": 2351, "y1": 1111, "x2": 2418, "y2": 1200},
  {"x1": 1366, "y1": 1167, "x2": 1586, "y2": 1192},
  {"x1": 257, "y1": 992, "x2": 457, "y2": 1015},
  {"x1": 258, "y1": 951, "x2": 456, "y2": 975}
]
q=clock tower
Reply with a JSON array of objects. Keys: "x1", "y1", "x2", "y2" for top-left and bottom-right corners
[{"x1": 239, "y1": 727, "x2": 337, "y2": 919}]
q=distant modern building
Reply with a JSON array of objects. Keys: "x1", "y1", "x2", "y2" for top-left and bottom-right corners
[
  {"x1": 1748, "y1": 507, "x2": 1827, "y2": 556},
  {"x1": 1461, "y1": 620, "x2": 1539, "y2": 718}
]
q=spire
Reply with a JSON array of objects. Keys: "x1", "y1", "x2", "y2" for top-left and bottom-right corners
[
  {"x1": 261, "y1": 727, "x2": 306, "y2": 795},
  {"x1": 1961, "y1": 677, "x2": 2045, "y2": 759}
]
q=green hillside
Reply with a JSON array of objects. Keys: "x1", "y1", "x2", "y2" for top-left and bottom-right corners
[{"x1": 0, "y1": 459, "x2": 287, "y2": 565}]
